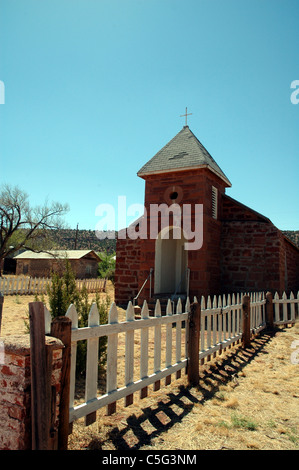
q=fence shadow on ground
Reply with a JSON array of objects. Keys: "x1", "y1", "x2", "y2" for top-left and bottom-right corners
[{"x1": 87, "y1": 329, "x2": 277, "y2": 450}]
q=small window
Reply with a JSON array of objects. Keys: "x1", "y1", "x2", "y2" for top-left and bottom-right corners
[
  {"x1": 85, "y1": 265, "x2": 92, "y2": 275},
  {"x1": 212, "y1": 186, "x2": 218, "y2": 219}
]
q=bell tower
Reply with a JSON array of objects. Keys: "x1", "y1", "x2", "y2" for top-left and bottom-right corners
[{"x1": 136, "y1": 124, "x2": 231, "y2": 302}]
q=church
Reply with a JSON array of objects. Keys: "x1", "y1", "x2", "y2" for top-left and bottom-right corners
[{"x1": 114, "y1": 120, "x2": 299, "y2": 308}]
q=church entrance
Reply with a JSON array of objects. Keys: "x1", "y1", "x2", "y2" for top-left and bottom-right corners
[{"x1": 154, "y1": 227, "x2": 188, "y2": 295}]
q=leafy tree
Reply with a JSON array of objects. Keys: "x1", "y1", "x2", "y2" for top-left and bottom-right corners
[
  {"x1": 98, "y1": 251, "x2": 116, "y2": 283},
  {"x1": 0, "y1": 184, "x2": 69, "y2": 274}
]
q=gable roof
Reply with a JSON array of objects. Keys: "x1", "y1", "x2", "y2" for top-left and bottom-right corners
[
  {"x1": 137, "y1": 126, "x2": 231, "y2": 187},
  {"x1": 14, "y1": 250, "x2": 100, "y2": 261}
]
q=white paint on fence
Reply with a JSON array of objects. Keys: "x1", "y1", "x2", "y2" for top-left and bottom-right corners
[
  {"x1": 56, "y1": 290, "x2": 298, "y2": 425},
  {"x1": 199, "y1": 293, "x2": 244, "y2": 361},
  {"x1": 125, "y1": 301, "x2": 135, "y2": 405},
  {"x1": 44, "y1": 306, "x2": 52, "y2": 335},
  {"x1": 0, "y1": 276, "x2": 106, "y2": 295},
  {"x1": 273, "y1": 291, "x2": 299, "y2": 324},
  {"x1": 140, "y1": 300, "x2": 150, "y2": 384},
  {"x1": 154, "y1": 299, "x2": 162, "y2": 378},
  {"x1": 106, "y1": 302, "x2": 119, "y2": 400},
  {"x1": 250, "y1": 292, "x2": 266, "y2": 334},
  {"x1": 165, "y1": 299, "x2": 173, "y2": 370},
  {"x1": 85, "y1": 303, "x2": 100, "y2": 416},
  {"x1": 66, "y1": 304, "x2": 78, "y2": 413},
  {"x1": 67, "y1": 298, "x2": 189, "y2": 422}
]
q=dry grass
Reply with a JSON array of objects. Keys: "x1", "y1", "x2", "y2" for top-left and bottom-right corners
[{"x1": 1, "y1": 284, "x2": 299, "y2": 451}]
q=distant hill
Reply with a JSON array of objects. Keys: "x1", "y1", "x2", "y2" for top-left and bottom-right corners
[
  {"x1": 49, "y1": 229, "x2": 116, "y2": 254},
  {"x1": 10, "y1": 228, "x2": 299, "y2": 255},
  {"x1": 49, "y1": 229, "x2": 298, "y2": 252},
  {"x1": 283, "y1": 230, "x2": 299, "y2": 248}
]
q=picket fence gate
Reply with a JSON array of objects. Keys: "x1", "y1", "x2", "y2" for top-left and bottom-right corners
[
  {"x1": 0, "y1": 276, "x2": 107, "y2": 295},
  {"x1": 48, "y1": 289, "x2": 298, "y2": 428}
]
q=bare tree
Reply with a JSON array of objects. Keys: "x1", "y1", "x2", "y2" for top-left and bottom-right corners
[{"x1": 0, "y1": 184, "x2": 69, "y2": 274}]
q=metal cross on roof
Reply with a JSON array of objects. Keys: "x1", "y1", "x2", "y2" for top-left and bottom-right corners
[{"x1": 180, "y1": 107, "x2": 192, "y2": 126}]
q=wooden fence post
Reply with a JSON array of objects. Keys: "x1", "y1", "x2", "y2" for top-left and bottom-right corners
[
  {"x1": 50, "y1": 316, "x2": 72, "y2": 450},
  {"x1": 242, "y1": 295, "x2": 251, "y2": 349},
  {"x1": 187, "y1": 301, "x2": 201, "y2": 386},
  {"x1": 265, "y1": 291, "x2": 274, "y2": 330},
  {"x1": 29, "y1": 301, "x2": 52, "y2": 450},
  {"x1": 0, "y1": 292, "x2": 3, "y2": 334}
]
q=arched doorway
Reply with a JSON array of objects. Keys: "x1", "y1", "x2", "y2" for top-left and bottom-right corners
[{"x1": 154, "y1": 226, "x2": 188, "y2": 295}]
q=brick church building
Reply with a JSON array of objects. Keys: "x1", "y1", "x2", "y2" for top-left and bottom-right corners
[{"x1": 115, "y1": 124, "x2": 299, "y2": 307}]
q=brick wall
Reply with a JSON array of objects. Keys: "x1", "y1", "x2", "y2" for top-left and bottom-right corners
[
  {"x1": 0, "y1": 335, "x2": 63, "y2": 450},
  {"x1": 115, "y1": 229, "x2": 141, "y2": 306},
  {"x1": 221, "y1": 219, "x2": 282, "y2": 293},
  {"x1": 221, "y1": 195, "x2": 299, "y2": 295},
  {"x1": 283, "y1": 237, "x2": 299, "y2": 293}
]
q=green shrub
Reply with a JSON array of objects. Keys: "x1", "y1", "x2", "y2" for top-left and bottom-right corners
[
  {"x1": 47, "y1": 259, "x2": 109, "y2": 377},
  {"x1": 217, "y1": 413, "x2": 258, "y2": 431},
  {"x1": 47, "y1": 259, "x2": 79, "y2": 318},
  {"x1": 98, "y1": 251, "x2": 115, "y2": 283},
  {"x1": 230, "y1": 413, "x2": 258, "y2": 431}
]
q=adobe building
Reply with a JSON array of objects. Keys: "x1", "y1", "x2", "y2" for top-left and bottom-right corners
[
  {"x1": 14, "y1": 250, "x2": 100, "y2": 279},
  {"x1": 115, "y1": 125, "x2": 299, "y2": 307}
]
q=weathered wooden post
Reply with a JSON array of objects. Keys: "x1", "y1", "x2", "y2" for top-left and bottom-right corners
[
  {"x1": 0, "y1": 292, "x2": 3, "y2": 334},
  {"x1": 242, "y1": 295, "x2": 251, "y2": 349},
  {"x1": 50, "y1": 316, "x2": 72, "y2": 450},
  {"x1": 265, "y1": 291, "x2": 274, "y2": 330},
  {"x1": 29, "y1": 301, "x2": 52, "y2": 450},
  {"x1": 187, "y1": 301, "x2": 201, "y2": 386}
]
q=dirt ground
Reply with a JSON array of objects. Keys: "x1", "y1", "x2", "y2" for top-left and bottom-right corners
[
  {"x1": 0, "y1": 281, "x2": 115, "y2": 337},
  {"x1": 1, "y1": 285, "x2": 299, "y2": 451}
]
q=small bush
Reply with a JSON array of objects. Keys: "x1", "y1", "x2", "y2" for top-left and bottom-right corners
[
  {"x1": 217, "y1": 413, "x2": 258, "y2": 431},
  {"x1": 47, "y1": 260, "x2": 79, "y2": 318},
  {"x1": 231, "y1": 413, "x2": 258, "y2": 431},
  {"x1": 47, "y1": 259, "x2": 109, "y2": 377},
  {"x1": 98, "y1": 251, "x2": 115, "y2": 283}
]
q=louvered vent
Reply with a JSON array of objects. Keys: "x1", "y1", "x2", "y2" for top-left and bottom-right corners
[{"x1": 212, "y1": 186, "x2": 218, "y2": 219}]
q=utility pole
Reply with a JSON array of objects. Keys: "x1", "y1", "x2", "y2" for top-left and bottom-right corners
[{"x1": 74, "y1": 223, "x2": 79, "y2": 249}]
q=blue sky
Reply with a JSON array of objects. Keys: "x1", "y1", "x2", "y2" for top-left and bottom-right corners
[{"x1": 0, "y1": 0, "x2": 298, "y2": 233}]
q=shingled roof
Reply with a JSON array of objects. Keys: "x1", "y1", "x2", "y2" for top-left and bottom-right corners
[{"x1": 137, "y1": 126, "x2": 231, "y2": 187}]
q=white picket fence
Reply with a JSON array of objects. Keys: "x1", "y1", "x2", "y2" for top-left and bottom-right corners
[
  {"x1": 0, "y1": 276, "x2": 107, "y2": 295},
  {"x1": 40, "y1": 290, "x2": 299, "y2": 426},
  {"x1": 53, "y1": 290, "x2": 298, "y2": 426},
  {"x1": 199, "y1": 293, "x2": 244, "y2": 362},
  {"x1": 198, "y1": 291, "x2": 269, "y2": 362},
  {"x1": 273, "y1": 291, "x2": 299, "y2": 325},
  {"x1": 65, "y1": 298, "x2": 189, "y2": 423}
]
